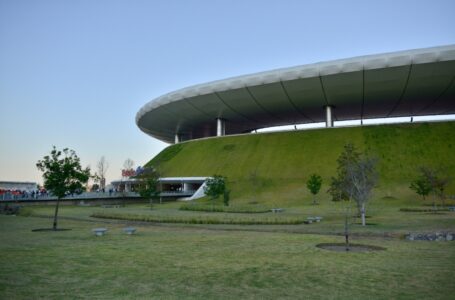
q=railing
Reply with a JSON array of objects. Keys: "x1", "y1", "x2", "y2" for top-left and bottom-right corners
[
  {"x1": 0, "y1": 191, "x2": 141, "y2": 201},
  {"x1": 0, "y1": 190, "x2": 199, "y2": 201},
  {"x1": 159, "y1": 190, "x2": 196, "y2": 197}
]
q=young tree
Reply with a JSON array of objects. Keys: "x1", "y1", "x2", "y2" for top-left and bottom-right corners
[
  {"x1": 223, "y1": 189, "x2": 230, "y2": 206},
  {"x1": 306, "y1": 174, "x2": 322, "y2": 205},
  {"x1": 96, "y1": 156, "x2": 109, "y2": 190},
  {"x1": 136, "y1": 167, "x2": 160, "y2": 209},
  {"x1": 410, "y1": 176, "x2": 432, "y2": 202},
  {"x1": 419, "y1": 166, "x2": 450, "y2": 209},
  {"x1": 328, "y1": 143, "x2": 360, "y2": 202},
  {"x1": 331, "y1": 143, "x2": 378, "y2": 228},
  {"x1": 204, "y1": 175, "x2": 226, "y2": 209},
  {"x1": 36, "y1": 147, "x2": 91, "y2": 230},
  {"x1": 346, "y1": 156, "x2": 378, "y2": 226},
  {"x1": 123, "y1": 158, "x2": 135, "y2": 171},
  {"x1": 433, "y1": 175, "x2": 450, "y2": 208}
]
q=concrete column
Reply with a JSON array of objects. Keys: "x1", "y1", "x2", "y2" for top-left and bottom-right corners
[
  {"x1": 216, "y1": 118, "x2": 225, "y2": 136},
  {"x1": 174, "y1": 134, "x2": 180, "y2": 144},
  {"x1": 325, "y1": 105, "x2": 334, "y2": 128}
]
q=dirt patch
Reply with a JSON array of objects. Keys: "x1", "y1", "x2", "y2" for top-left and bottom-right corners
[
  {"x1": 32, "y1": 228, "x2": 72, "y2": 232},
  {"x1": 316, "y1": 243, "x2": 386, "y2": 252}
]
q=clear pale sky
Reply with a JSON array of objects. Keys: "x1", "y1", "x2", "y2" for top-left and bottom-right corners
[{"x1": 1, "y1": 0, "x2": 454, "y2": 185}]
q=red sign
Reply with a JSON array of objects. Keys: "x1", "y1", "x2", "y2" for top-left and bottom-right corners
[{"x1": 122, "y1": 169, "x2": 136, "y2": 177}]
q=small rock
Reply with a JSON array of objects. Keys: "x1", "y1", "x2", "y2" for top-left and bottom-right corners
[{"x1": 446, "y1": 234, "x2": 453, "y2": 241}]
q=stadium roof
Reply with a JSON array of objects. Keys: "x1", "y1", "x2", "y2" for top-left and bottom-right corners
[{"x1": 136, "y1": 45, "x2": 455, "y2": 144}]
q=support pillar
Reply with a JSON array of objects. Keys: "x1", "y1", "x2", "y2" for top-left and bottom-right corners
[
  {"x1": 325, "y1": 105, "x2": 334, "y2": 128},
  {"x1": 183, "y1": 182, "x2": 191, "y2": 192},
  {"x1": 216, "y1": 118, "x2": 225, "y2": 136}
]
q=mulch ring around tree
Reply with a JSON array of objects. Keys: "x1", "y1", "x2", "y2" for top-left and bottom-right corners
[
  {"x1": 32, "y1": 228, "x2": 72, "y2": 232},
  {"x1": 316, "y1": 243, "x2": 386, "y2": 252}
]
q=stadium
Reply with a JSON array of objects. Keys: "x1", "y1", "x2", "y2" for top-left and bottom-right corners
[{"x1": 136, "y1": 45, "x2": 455, "y2": 144}]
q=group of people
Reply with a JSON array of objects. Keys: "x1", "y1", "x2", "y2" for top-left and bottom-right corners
[{"x1": 0, "y1": 188, "x2": 48, "y2": 200}]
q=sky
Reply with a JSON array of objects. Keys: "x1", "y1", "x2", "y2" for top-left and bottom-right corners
[{"x1": 1, "y1": 0, "x2": 454, "y2": 186}]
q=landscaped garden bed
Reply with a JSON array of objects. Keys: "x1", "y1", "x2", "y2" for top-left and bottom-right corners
[
  {"x1": 90, "y1": 211, "x2": 307, "y2": 225},
  {"x1": 179, "y1": 203, "x2": 271, "y2": 213}
]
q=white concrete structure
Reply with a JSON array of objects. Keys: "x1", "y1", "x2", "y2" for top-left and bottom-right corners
[
  {"x1": 159, "y1": 177, "x2": 208, "y2": 200},
  {"x1": 136, "y1": 45, "x2": 455, "y2": 143},
  {"x1": 110, "y1": 177, "x2": 208, "y2": 200},
  {"x1": 0, "y1": 181, "x2": 37, "y2": 192}
]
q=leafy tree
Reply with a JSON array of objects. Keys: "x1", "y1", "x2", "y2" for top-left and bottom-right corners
[
  {"x1": 329, "y1": 144, "x2": 358, "y2": 249},
  {"x1": 204, "y1": 175, "x2": 226, "y2": 209},
  {"x1": 90, "y1": 183, "x2": 100, "y2": 192},
  {"x1": 136, "y1": 167, "x2": 160, "y2": 209},
  {"x1": 410, "y1": 176, "x2": 432, "y2": 202},
  {"x1": 306, "y1": 174, "x2": 322, "y2": 205},
  {"x1": 418, "y1": 166, "x2": 450, "y2": 209},
  {"x1": 328, "y1": 143, "x2": 360, "y2": 201},
  {"x1": 36, "y1": 147, "x2": 91, "y2": 230}
]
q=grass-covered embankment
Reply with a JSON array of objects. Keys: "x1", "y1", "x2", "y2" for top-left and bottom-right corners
[{"x1": 147, "y1": 122, "x2": 455, "y2": 205}]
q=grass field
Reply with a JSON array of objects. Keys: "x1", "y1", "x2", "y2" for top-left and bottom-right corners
[
  {"x1": 20, "y1": 196, "x2": 455, "y2": 235},
  {"x1": 2, "y1": 122, "x2": 455, "y2": 298},
  {"x1": 1, "y1": 212, "x2": 455, "y2": 299}
]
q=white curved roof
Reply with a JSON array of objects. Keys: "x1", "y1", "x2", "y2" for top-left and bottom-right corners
[{"x1": 137, "y1": 45, "x2": 455, "y2": 143}]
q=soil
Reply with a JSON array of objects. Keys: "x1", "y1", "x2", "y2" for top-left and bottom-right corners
[
  {"x1": 316, "y1": 243, "x2": 386, "y2": 252},
  {"x1": 32, "y1": 228, "x2": 72, "y2": 232}
]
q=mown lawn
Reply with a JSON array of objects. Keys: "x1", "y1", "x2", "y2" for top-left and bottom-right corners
[
  {"x1": 22, "y1": 195, "x2": 455, "y2": 236},
  {"x1": 1, "y1": 214, "x2": 455, "y2": 299}
]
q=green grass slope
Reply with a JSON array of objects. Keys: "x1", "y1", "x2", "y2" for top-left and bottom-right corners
[{"x1": 146, "y1": 122, "x2": 455, "y2": 204}]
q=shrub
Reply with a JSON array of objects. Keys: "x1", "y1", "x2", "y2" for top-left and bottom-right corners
[
  {"x1": 90, "y1": 211, "x2": 306, "y2": 225},
  {"x1": 399, "y1": 208, "x2": 449, "y2": 212},
  {"x1": 179, "y1": 203, "x2": 270, "y2": 213}
]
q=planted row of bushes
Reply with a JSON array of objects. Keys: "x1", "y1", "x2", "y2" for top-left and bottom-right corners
[
  {"x1": 179, "y1": 203, "x2": 271, "y2": 213},
  {"x1": 399, "y1": 207, "x2": 450, "y2": 212},
  {"x1": 91, "y1": 212, "x2": 306, "y2": 225}
]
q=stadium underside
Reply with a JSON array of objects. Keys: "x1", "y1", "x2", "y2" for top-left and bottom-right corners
[{"x1": 136, "y1": 45, "x2": 455, "y2": 144}]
